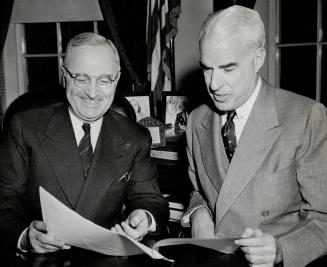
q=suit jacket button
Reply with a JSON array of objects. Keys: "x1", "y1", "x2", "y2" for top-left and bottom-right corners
[{"x1": 261, "y1": 210, "x2": 270, "y2": 217}]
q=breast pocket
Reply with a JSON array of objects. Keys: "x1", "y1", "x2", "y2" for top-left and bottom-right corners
[{"x1": 110, "y1": 170, "x2": 132, "y2": 187}]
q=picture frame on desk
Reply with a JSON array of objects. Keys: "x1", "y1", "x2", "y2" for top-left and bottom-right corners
[
  {"x1": 138, "y1": 117, "x2": 166, "y2": 148},
  {"x1": 125, "y1": 93, "x2": 153, "y2": 122},
  {"x1": 162, "y1": 92, "x2": 189, "y2": 140}
]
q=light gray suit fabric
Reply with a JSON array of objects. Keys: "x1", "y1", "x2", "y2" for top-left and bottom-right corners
[{"x1": 184, "y1": 79, "x2": 327, "y2": 267}]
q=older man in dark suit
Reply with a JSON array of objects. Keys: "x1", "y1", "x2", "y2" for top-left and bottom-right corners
[
  {"x1": 0, "y1": 32, "x2": 168, "y2": 255},
  {"x1": 182, "y1": 5, "x2": 327, "y2": 267}
]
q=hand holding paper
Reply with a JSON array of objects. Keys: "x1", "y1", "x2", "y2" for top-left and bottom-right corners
[
  {"x1": 112, "y1": 209, "x2": 150, "y2": 241},
  {"x1": 235, "y1": 228, "x2": 277, "y2": 266},
  {"x1": 25, "y1": 220, "x2": 69, "y2": 253}
]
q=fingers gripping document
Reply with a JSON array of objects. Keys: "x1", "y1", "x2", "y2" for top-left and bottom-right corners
[
  {"x1": 39, "y1": 187, "x2": 165, "y2": 259},
  {"x1": 39, "y1": 187, "x2": 239, "y2": 260}
]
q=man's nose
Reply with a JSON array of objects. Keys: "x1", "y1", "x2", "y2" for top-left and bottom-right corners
[
  {"x1": 85, "y1": 80, "x2": 98, "y2": 98},
  {"x1": 210, "y1": 69, "x2": 224, "y2": 91}
]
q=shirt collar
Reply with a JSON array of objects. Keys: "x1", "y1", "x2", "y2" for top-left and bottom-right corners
[
  {"x1": 68, "y1": 108, "x2": 103, "y2": 147},
  {"x1": 235, "y1": 76, "x2": 261, "y2": 120}
]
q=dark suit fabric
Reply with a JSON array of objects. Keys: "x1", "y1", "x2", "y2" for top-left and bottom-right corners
[
  {"x1": 0, "y1": 102, "x2": 168, "y2": 253},
  {"x1": 184, "y1": 80, "x2": 327, "y2": 267}
]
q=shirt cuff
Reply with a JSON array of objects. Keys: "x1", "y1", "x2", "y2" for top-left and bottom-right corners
[
  {"x1": 181, "y1": 206, "x2": 212, "y2": 227},
  {"x1": 144, "y1": 210, "x2": 156, "y2": 232},
  {"x1": 17, "y1": 227, "x2": 29, "y2": 252}
]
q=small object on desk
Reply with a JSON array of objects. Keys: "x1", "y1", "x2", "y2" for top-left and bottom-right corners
[
  {"x1": 138, "y1": 117, "x2": 166, "y2": 148},
  {"x1": 150, "y1": 149, "x2": 179, "y2": 161},
  {"x1": 163, "y1": 194, "x2": 185, "y2": 221},
  {"x1": 150, "y1": 142, "x2": 182, "y2": 160}
]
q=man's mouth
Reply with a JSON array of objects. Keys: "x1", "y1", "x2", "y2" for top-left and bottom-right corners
[
  {"x1": 213, "y1": 94, "x2": 228, "y2": 101},
  {"x1": 81, "y1": 98, "x2": 100, "y2": 105}
]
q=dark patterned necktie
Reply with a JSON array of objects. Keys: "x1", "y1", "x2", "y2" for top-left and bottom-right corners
[
  {"x1": 221, "y1": 110, "x2": 237, "y2": 161},
  {"x1": 79, "y1": 123, "x2": 93, "y2": 177}
]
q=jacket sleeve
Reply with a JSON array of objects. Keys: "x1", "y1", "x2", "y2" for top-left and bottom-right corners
[
  {"x1": 277, "y1": 103, "x2": 327, "y2": 267},
  {"x1": 182, "y1": 112, "x2": 213, "y2": 227},
  {"x1": 124, "y1": 128, "x2": 169, "y2": 235},
  {"x1": 0, "y1": 116, "x2": 30, "y2": 254}
]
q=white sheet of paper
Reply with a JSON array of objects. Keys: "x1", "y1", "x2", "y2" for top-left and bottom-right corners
[
  {"x1": 39, "y1": 187, "x2": 239, "y2": 260},
  {"x1": 39, "y1": 187, "x2": 166, "y2": 259}
]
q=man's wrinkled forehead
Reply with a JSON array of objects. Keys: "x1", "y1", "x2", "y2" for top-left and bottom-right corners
[{"x1": 66, "y1": 44, "x2": 119, "y2": 71}]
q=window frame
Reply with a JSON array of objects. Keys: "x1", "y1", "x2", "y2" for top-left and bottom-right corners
[
  {"x1": 3, "y1": 21, "x2": 102, "y2": 108},
  {"x1": 19, "y1": 21, "x2": 100, "y2": 94},
  {"x1": 268, "y1": 0, "x2": 326, "y2": 103}
]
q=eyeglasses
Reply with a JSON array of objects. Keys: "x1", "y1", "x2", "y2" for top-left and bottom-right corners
[{"x1": 63, "y1": 66, "x2": 120, "y2": 90}]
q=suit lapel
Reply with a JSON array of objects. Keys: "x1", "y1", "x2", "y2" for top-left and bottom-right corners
[
  {"x1": 215, "y1": 82, "x2": 283, "y2": 228},
  {"x1": 197, "y1": 109, "x2": 228, "y2": 193},
  {"x1": 75, "y1": 112, "x2": 132, "y2": 217},
  {"x1": 38, "y1": 104, "x2": 85, "y2": 208}
]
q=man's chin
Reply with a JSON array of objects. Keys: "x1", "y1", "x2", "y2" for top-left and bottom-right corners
[
  {"x1": 214, "y1": 103, "x2": 232, "y2": 112},
  {"x1": 75, "y1": 111, "x2": 103, "y2": 122},
  {"x1": 81, "y1": 115, "x2": 102, "y2": 122}
]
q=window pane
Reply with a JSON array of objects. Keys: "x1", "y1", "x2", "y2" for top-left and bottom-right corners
[
  {"x1": 280, "y1": 0, "x2": 317, "y2": 43},
  {"x1": 322, "y1": 46, "x2": 327, "y2": 106},
  {"x1": 280, "y1": 46, "x2": 316, "y2": 100},
  {"x1": 25, "y1": 23, "x2": 57, "y2": 54},
  {"x1": 61, "y1": 22, "x2": 94, "y2": 52},
  {"x1": 27, "y1": 57, "x2": 59, "y2": 91},
  {"x1": 323, "y1": 0, "x2": 327, "y2": 42}
]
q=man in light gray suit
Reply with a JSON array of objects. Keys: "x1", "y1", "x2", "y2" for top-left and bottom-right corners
[{"x1": 182, "y1": 5, "x2": 327, "y2": 267}]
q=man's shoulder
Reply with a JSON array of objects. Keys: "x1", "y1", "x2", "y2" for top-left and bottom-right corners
[
  {"x1": 185, "y1": 104, "x2": 214, "y2": 132},
  {"x1": 189, "y1": 104, "x2": 212, "y2": 122},
  {"x1": 262, "y1": 79, "x2": 317, "y2": 107},
  {"x1": 261, "y1": 79, "x2": 327, "y2": 124},
  {"x1": 106, "y1": 110, "x2": 149, "y2": 138},
  {"x1": 7, "y1": 101, "x2": 65, "y2": 128}
]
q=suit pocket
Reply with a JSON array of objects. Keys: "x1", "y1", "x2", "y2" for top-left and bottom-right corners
[
  {"x1": 253, "y1": 165, "x2": 300, "y2": 214},
  {"x1": 110, "y1": 170, "x2": 132, "y2": 187}
]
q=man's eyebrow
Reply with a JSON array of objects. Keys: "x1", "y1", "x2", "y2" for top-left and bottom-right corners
[
  {"x1": 199, "y1": 61, "x2": 239, "y2": 69},
  {"x1": 219, "y1": 62, "x2": 238, "y2": 69}
]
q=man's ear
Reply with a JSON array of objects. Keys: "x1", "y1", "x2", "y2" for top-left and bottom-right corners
[
  {"x1": 254, "y1": 48, "x2": 266, "y2": 73},
  {"x1": 116, "y1": 71, "x2": 121, "y2": 82},
  {"x1": 114, "y1": 71, "x2": 121, "y2": 86},
  {"x1": 61, "y1": 66, "x2": 66, "y2": 87}
]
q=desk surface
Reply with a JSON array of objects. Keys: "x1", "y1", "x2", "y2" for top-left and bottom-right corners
[
  {"x1": 4, "y1": 248, "x2": 172, "y2": 267},
  {"x1": 4, "y1": 245, "x2": 327, "y2": 267}
]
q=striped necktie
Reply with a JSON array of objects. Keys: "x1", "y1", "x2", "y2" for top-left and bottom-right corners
[
  {"x1": 79, "y1": 123, "x2": 93, "y2": 177},
  {"x1": 221, "y1": 110, "x2": 237, "y2": 161}
]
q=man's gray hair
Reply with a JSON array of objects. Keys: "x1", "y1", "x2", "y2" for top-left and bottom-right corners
[
  {"x1": 199, "y1": 5, "x2": 265, "y2": 51},
  {"x1": 64, "y1": 32, "x2": 120, "y2": 68}
]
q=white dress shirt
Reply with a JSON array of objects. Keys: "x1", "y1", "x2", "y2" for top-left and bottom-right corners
[
  {"x1": 221, "y1": 77, "x2": 262, "y2": 143},
  {"x1": 69, "y1": 110, "x2": 103, "y2": 151}
]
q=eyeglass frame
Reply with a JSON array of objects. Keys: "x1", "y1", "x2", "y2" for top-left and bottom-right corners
[{"x1": 62, "y1": 65, "x2": 120, "y2": 90}]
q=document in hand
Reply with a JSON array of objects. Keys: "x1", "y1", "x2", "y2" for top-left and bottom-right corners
[{"x1": 39, "y1": 187, "x2": 239, "y2": 261}]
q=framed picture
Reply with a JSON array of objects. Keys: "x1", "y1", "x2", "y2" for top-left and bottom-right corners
[
  {"x1": 125, "y1": 93, "x2": 153, "y2": 122},
  {"x1": 162, "y1": 93, "x2": 189, "y2": 139},
  {"x1": 138, "y1": 117, "x2": 166, "y2": 148}
]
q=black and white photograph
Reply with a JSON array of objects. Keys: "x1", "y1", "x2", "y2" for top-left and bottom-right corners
[
  {"x1": 125, "y1": 93, "x2": 153, "y2": 122},
  {"x1": 163, "y1": 93, "x2": 189, "y2": 138},
  {"x1": 1, "y1": 0, "x2": 327, "y2": 266}
]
